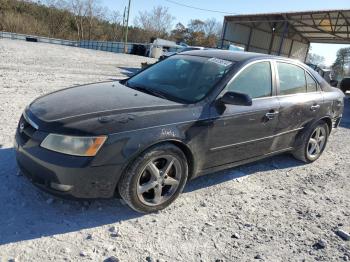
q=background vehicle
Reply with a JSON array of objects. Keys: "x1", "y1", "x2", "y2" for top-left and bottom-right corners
[
  {"x1": 15, "y1": 50, "x2": 344, "y2": 213},
  {"x1": 159, "y1": 46, "x2": 205, "y2": 60},
  {"x1": 306, "y1": 63, "x2": 333, "y2": 84},
  {"x1": 340, "y1": 77, "x2": 350, "y2": 94}
]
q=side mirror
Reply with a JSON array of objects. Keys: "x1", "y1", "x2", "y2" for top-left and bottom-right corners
[
  {"x1": 330, "y1": 80, "x2": 338, "y2": 87},
  {"x1": 220, "y1": 91, "x2": 252, "y2": 106}
]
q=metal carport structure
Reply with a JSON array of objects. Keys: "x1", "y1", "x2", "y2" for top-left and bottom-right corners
[{"x1": 221, "y1": 9, "x2": 350, "y2": 61}]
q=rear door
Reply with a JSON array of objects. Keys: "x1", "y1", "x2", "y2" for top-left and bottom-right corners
[
  {"x1": 205, "y1": 60, "x2": 280, "y2": 169},
  {"x1": 273, "y1": 61, "x2": 323, "y2": 150}
]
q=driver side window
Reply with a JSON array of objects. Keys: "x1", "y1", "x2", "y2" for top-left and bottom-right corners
[{"x1": 226, "y1": 61, "x2": 272, "y2": 99}]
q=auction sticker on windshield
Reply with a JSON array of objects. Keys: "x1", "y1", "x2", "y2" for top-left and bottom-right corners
[{"x1": 208, "y1": 57, "x2": 233, "y2": 67}]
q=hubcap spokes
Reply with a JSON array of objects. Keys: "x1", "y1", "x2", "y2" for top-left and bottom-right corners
[
  {"x1": 307, "y1": 126, "x2": 326, "y2": 159},
  {"x1": 137, "y1": 156, "x2": 181, "y2": 206}
]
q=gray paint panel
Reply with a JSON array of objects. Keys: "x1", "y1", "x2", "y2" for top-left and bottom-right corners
[
  {"x1": 251, "y1": 29, "x2": 271, "y2": 50},
  {"x1": 224, "y1": 23, "x2": 251, "y2": 45}
]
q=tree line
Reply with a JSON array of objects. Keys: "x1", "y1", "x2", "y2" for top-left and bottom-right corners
[
  {"x1": 0, "y1": 0, "x2": 222, "y2": 47},
  {"x1": 306, "y1": 48, "x2": 350, "y2": 80},
  {"x1": 332, "y1": 47, "x2": 350, "y2": 79}
]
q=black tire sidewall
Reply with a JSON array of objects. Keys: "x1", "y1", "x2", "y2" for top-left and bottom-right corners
[{"x1": 119, "y1": 144, "x2": 188, "y2": 213}]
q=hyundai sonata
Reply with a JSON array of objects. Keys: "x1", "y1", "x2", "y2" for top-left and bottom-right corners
[{"x1": 15, "y1": 50, "x2": 344, "y2": 213}]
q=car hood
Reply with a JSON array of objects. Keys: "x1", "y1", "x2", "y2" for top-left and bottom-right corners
[
  {"x1": 29, "y1": 81, "x2": 180, "y2": 122},
  {"x1": 27, "y1": 81, "x2": 198, "y2": 135}
]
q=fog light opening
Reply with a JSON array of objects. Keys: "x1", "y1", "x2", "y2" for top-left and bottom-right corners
[{"x1": 50, "y1": 182, "x2": 73, "y2": 192}]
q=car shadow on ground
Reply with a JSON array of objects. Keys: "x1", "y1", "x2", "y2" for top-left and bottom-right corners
[
  {"x1": 185, "y1": 154, "x2": 303, "y2": 193},
  {"x1": 0, "y1": 148, "x2": 141, "y2": 246},
  {"x1": 0, "y1": 147, "x2": 301, "y2": 246},
  {"x1": 118, "y1": 67, "x2": 140, "y2": 77}
]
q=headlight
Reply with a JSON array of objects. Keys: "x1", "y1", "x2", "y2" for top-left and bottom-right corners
[{"x1": 41, "y1": 134, "x2": 107, "y2": 156}]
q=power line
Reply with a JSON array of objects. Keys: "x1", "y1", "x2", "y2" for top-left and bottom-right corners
[{"x1": 164, "y1": 0, "x2": 239, "y2": 15}]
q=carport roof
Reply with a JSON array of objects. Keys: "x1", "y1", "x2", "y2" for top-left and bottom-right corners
[{"x1": 225, "y1": 9, "x2": 350, "y2": 44}]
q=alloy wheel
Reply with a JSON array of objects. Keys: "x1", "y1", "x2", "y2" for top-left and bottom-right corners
[
  {"x1": 307, "y1": 126, "x2": 327, "y2": 160},
  {"x1": 136, "y1": 155, "x2": 182, "y2": 206}
]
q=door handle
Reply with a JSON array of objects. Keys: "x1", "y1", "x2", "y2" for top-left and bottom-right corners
[
  {"x1": 265, "y1": 111, "x2": 279, "y2": 120},
  {"x1": 310, "y1": 104, "x2": 320, "y2": 111}
]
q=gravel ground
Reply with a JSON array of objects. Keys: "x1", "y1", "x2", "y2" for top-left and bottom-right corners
[{"x1": 0, "y1": 39, "x2": 350, "y2": 262}]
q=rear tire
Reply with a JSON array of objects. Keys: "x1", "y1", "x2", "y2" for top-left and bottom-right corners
[
  {"x1": 118, "y1": 143, "x2": 188, "y2": 213},
  {"x1": 292, "y1": 121, "x2": 329, "y2": 163}
]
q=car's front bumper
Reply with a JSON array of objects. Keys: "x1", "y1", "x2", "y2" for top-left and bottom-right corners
[{"x1": 14, "y1": 117, "x2": 123, "y2": 199}]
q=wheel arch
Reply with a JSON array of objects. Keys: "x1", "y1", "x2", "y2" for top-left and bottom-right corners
[
  {"x1": 303, "y1": 116, "x2": 332, "y2": 134},
  {"x1": 319, "y1": 116, "x2": 332, "y2": 132},
  {"x1": 167, "y1": 140, "x2": 196, "y2": 180},
  {"x1": 293, "y1": 116, "x2": 332, "y2": 149},
  {"x1": 116, "y1": 139, "x2": 196, "y2": 191}
]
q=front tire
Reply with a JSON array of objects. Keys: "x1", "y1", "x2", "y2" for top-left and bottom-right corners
[
  {"x1": 118, "y1": 143, "x2": 188, "y2": 213},
  {"x1": 292, "y1": 121, "x2": 329, "y2": 163}
]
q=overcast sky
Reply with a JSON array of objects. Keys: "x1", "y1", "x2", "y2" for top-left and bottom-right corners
[{"x1": 101, "y1": 0, "x2": 350, "y2": 65}]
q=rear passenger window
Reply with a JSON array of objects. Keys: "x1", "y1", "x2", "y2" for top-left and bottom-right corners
[
  {"x1": 306, "y1": 72, "x2": 317, "y2": 92},
  {"x1": 227, "y1": 61, "x2": 272, "y2": 99},
  {"x1": 277, "y1": 62, "x2": 306, "y2": 95}
]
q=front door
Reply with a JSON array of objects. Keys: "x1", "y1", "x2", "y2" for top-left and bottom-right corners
[{"x1": 205, "y1": 60, "x2": 280, "y2": 169}]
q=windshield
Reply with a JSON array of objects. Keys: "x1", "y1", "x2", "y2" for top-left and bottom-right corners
[{"x1": 125, "y1": 55, "x2": 234, "y2": 103}]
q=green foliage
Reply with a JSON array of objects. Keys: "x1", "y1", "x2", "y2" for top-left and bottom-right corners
[
  {"x1": 170, "y1": 18, "x2": 221, "y2": 47},
  {"x1": 332, "y1": 47, "x2": 350, "y2": 79}
]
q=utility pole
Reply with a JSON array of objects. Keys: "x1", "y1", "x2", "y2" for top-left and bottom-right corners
[
  {"x1": 122, "y1": 6, "x2": 126, "y2": 42},
  {"x1": 124, "y1": 0, "x2": 131, "y2": 53}
]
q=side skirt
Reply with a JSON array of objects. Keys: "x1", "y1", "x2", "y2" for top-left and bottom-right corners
[{"x1": 195, "y1": 147, "x2": 294, "y2": 178}]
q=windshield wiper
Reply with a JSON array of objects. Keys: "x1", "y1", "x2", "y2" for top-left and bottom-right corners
[
  {"x1": 127, "y1": 83, "x2": 169, "y2": 100},
  {"x1": 126, "y1": 81, "x2": 190, "y2": 104}
]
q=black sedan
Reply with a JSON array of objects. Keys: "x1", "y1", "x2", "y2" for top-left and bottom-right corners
[
  {"x1": 15, "y1": 50, "x2": 344, "y2": 213},
  {"x1": 340, "y1": 77, "x2": 350, "y2": 94}
]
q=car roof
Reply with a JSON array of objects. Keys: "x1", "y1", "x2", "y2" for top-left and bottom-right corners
[
  {"x1": 180, "y1": 49, "x2": 272, "y2": 62},
  {"x1": 185, "y1": 46, "x2": 205, "y2": 49},
  {"x1": 179, "y1": 49, "x2": 309, "y2": 65},
  {"x1": 179, "y1": 49, "x2": 325, "y2": 82}
]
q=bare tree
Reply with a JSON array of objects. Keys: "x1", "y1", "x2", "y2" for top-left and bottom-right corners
[
  {"x1": 170, "y1": 22, "x2": 187, "y2": 43},
  {"x1": 44, "y1": 0, "x2": 70, "y2": 38},
  {"x1": 69, "y1": 0, "x2": 88, "y2": 40},
  {"x1": 86, "y1": 0, "x2": 106, "y2": 40},
  {"x1": 0, "y1": 0, "x2": 134, "y2": 41},
  {"x1": 306, "y1": 53, "x2": 325, "y2": 66},
  {"x1": 109, "y1": 10, "x2": 122, "y2": 41},
  {"x1": 134, "y1": 6, "x2": 175, "y2": 38},
  {"x1": 186, "y1": 19, "x2": 221, "y2": 47},
  {"x1": 188, "y1": 19, "x2": 205, "y2": 33},
  {"x1": 204, "y1": 18, "x2": 222, "y2": 37},
  {"x1": 110, "y1": 10, "x2": 121, "y2": 25}
]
